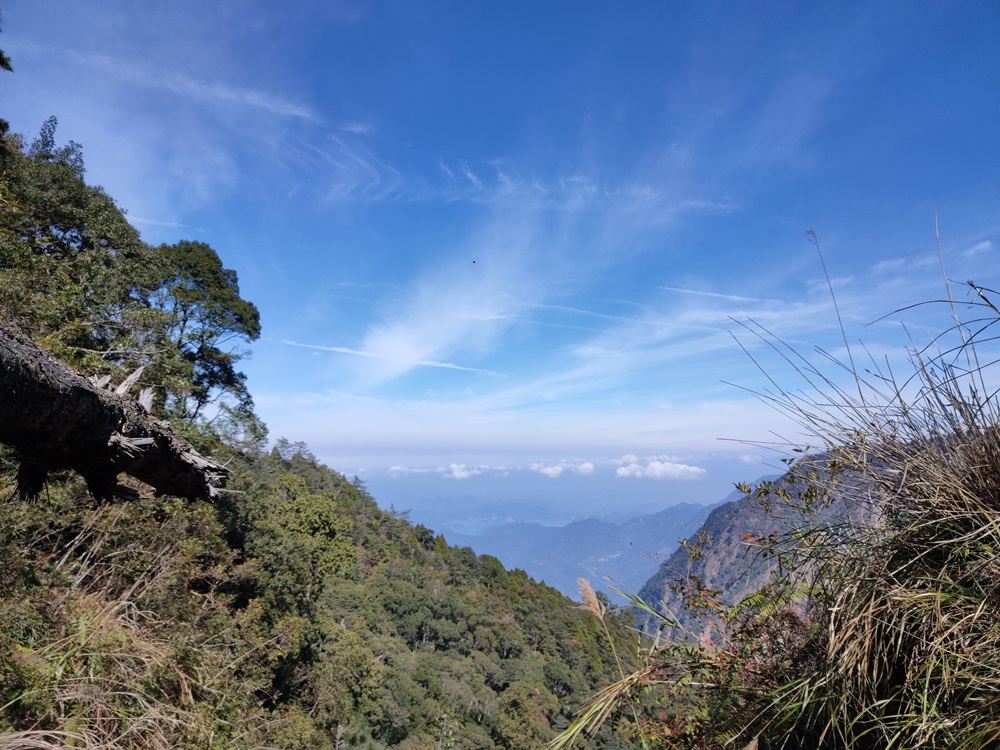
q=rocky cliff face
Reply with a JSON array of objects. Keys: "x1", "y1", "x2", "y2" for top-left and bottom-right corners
[{"x1": 636, "y1": 459, "x2": 874, "y2": 637}]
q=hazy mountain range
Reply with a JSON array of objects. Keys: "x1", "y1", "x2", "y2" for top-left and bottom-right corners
[{"x1": 427, "y1": 499, "x2": 728, "y2": 600}]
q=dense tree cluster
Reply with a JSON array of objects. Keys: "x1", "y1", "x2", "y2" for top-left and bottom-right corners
[
  {"x1": 0, "y1": 440, "x2": 638, "y2": 748},
  {"x1": 0, "y1": 117, "x2": 261, "y2": 439}
]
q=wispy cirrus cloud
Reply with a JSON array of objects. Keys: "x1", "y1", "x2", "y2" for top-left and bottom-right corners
[
  {"x1": 47, "y1": 47, "x2": 320, "y2": 121},
  {"x1": 524, "y1": 303, "x2": 639, "y2": 323},
  {"x1": 128, "y1": 216, "x2": 193, "y2": 230},
  {"x1": 963, "y1": 240, "x2": 993, "y2": 257},
  {"x1": 317, "y1": 181, "x2": 753, "y2": 390},
  {"x1": 279, "y1": 339, "x2": 499, "y2": 374},
  {"x1": 659, "y1": 286, "x2": 782, "y2": 305},
  {"x1": 428, "y1": 155, "x2": 733, "y2": 221},
  {"x1": 269, "y1": 133, "x2": 406, "y2": 203},
  {"x1": 318, "y1": 134, "x2": 405, "y2": 202},
  {"x1": 340, "y1": 122, "x2": 375, "y2": 135},
  {"x1": 343, "y1": 216, "x2": 551, "y2": 386}
]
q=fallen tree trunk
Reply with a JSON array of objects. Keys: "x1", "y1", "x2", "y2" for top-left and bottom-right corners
[{"x1": 0, "y1": 319, "x2": 228, "y2": 501}]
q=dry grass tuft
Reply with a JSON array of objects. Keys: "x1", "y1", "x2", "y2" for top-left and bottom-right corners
[
  {"x1": 553, "y1": 266, "x2": 1000, "y2": 748},
  {"x1": 735, "y1": 280, "x2": 1000, "y2": 748}
]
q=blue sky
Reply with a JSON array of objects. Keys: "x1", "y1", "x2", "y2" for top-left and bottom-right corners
[{"x1": 3, "y1": 2, "x2": 999, "y2": 520}]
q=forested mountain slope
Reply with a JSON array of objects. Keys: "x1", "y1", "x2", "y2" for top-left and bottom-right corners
[
  {"x1": 1, "y1": 444, "x2": 638, "y2": 749},
  {"x1": 0, "y1": 119, "x2": 638, "y2": 748}
]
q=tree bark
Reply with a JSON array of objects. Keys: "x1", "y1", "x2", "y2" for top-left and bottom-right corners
[{"x1": 0, "y1": 318, "x2": 228, "y2": 501}]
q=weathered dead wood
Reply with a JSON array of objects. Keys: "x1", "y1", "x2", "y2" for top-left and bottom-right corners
[{"x1": 0, "y1": 318, "x2": 228, "y2": 501}]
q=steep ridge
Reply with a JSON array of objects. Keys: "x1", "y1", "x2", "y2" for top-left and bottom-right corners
[
  {"x1": 636, "y1": 464, "x2": 867, "y2": 636},
  {"x1": 636, "y1": 491, "x2": 778, "y2": 634}
]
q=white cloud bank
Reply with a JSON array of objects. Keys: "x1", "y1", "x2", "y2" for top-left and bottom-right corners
[
  {"x1": 529, "y1": 461, "x2": 596, "y2": 479},
  {"x1": 613, "y1": 454, "x2": 707, "y2": 480},
  {"x1": 443, "y1": 464, "x2": 482, "y2": 480},
  {"x1": 386, "y1": 456, "x2": 700, "y2": 481},
  {"x1": 388, "y1": 463, "x2": 513, "y2": 480}
]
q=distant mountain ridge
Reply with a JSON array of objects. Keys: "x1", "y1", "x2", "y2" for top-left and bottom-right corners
[
  {"x1": 440, "y1": 501, "x2": 718, "y2": 600},
  {"x1": 635, "y1": 493, "x2": 778, "y2": 635},
  {"x1": 409, "y1": 496, "x2": 646, "y2": 536}
]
